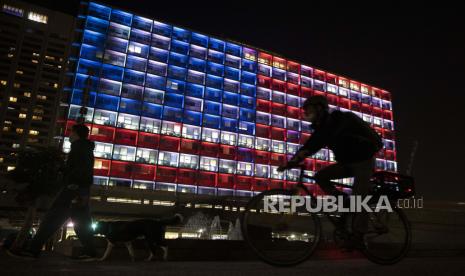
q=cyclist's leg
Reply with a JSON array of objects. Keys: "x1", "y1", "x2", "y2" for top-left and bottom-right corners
[{"x1": 314, "y1": 162, "x2": 353, "y2": 198}]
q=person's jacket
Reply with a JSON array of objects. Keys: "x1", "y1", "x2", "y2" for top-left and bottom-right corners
[
  {"x1": 293, "y1": 110, "x2": 383, "y2": 164},
  {"x1": 64, "y1": 138, "x2": 95, "y2": 191}
]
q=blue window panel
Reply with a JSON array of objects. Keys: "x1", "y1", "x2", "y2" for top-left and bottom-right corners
[
  {"x1": 71, "y1": 90, "x2": 96, "y2": 107},
  {"x1": 242, "y1": 59, "x2": 257, "y2": 73},
  {"x1": 98, "y1": 78, "x2": 121, "y2": 96},
  {"x1": 106, "y1": 36, "x2": 128, "y2": 53},
  {"x1": 119, "y1": 98, "x2": 142, "y2": 115},
  {"x1": 162, "y1": 106, "x2": 183, "y2": 123},
  {"x1": 74, "y1": 74, "x2": 98, "y2": 90},
  {"x1": 207, "y1": 62, "x2": 224, "y2": 76},
  {"x1": 143, "y1": 88, "x2": 164, "y2": 104},
  {"x1": 241, "y1": 71, "x2": 256, "y2": 85},
  {"x1": 101, "y1": 64, "x2": 124, "y2": 81},
  {"x1": 190, "y1": 45, "x2": 207, "y2": 60},
  {"x1": 237, "y1": 147, "x2": 254, "y2": 162},
  {"x1": 185, "y1": 83, "x2": 204, "y2": 98},
  {"x1": 224, "y1": 79, "x2": 239, "y2": 93},
  {"x1": 95, "y1": 93, "x2": 119, "y2": 111},
  {"x1": 171, "y1": 40, "x2": 189, "y2": 55},
  {"x1": 272, "y1": 68, "x2": 286, "y2": 81},
  {"x1": 206, "y1": 75, "x2": 223, "y2": 89},
  {"x1": 240, "y1": 95, "x2": 255, "y2": 109},
  {"x1": 151, "y1": 34, "x2": 170, "y2": 50},
  {"x1": 82, "y1": 30, "x2": 105, "y2": 48},
  {"x1": 172, "y1": 27, "x2": 190, "y2": 43},
  {"x1": 222, "y1": 104, "x2": 238, "y2": 119},
  {"x1": 126, "y1": 55, "x2": 147, "y2": 72},
  {"x1": 142, "y1": 102, "x2": 162, "y2": 119},
  {"x1": 107, "y1": 22, "x2": 130, "y2": 40},
  {"x1": 183, "y1": 110, "x2": 202, "y2": 126},
  {"x1": 240, "y1": 108, "x2": 255, "y2": 122},
  {"x1": 238, "y1": 121, "x2": 255, "y2": 136},
  {"x1": 110, "y1": 10, "x2": 132, "y2": 26},
  {"x1": 204, "y1": 101, "x2": 221, "y2": 115},
  {"x1": 169, "y1": 52, "x2": 188, "y2": 67},
  {"x1": 240, "y1": 83, "x2": 256, "y2": 97},
  {"x1": 191, "y1": 32, "x2": 208, "y2": 47},
  {"x1": 164, "y1": 92, "x2": 184, "y2": 108},
  {"x1": 208, "y1": 50, "x2": 225, "y2": 64},
  {"x1": 184, "y1": 97, "x2": 202, "y2": 112},
  {"x1": 85, "y1": 16, "x2": 109, "y2": 34},
  {"x1": 132, "y1": 15, "x2": 152, "y2": 32},
  {"x1": 226, "y1": 42, "x2": 241, "y2": 57},
  {"x1": 167, "y1": 65, "x2": 187, "y2": 81},
  {"x1": 153, "y1": 21, "x2": 172, "y2": 37},
  {"x1": 222, "y1": 92, "x2": 239, "y2": 106},
  {"x1": 204, "y1": 87, "x2": 221, "y2": 102},
  {"x1": 186, "y1": 70, "x2": 205, "y2": 85},
  {"x1": 203, "y1": 114, "x2": 220, "y2": 129},
  {"x1": 224, "y1": 67, "x2": 240, "y2": 81},
  {"x1": 121, "y1": 84, "x2": 143, "y2": 100},
  {"x1": 147, "y1": 60, "x2": 167, "y2": 76},
  {"x1": 209, "y1": 38, "x2": 225, "y2": 52},
  {"x1": 80, "y1": 44, "x2": 103, "y2": 62},
  {"x1": 130, "y1": 29, "x2": 151, "y2": 44},
  {"x1": 188, "y1": 57, "x2": 206, "y2": 72},
  {"x1": 166, "y1": 79, "x2": 185, "y2": 94},
  {"x1": 77, "y1": 59, "x2": 101, "y2": 75},
  {"x1": 88, "y1": 2, "x2": 111, "y2": 20},
  {"x1": 221, "y1": 117, "x2": 238, "y2": 132},
  {"x1": 149, "y1": 47, "x2": 169, "y2": 63},
  {"x1": 145, "y1": 74, "x2": 166, "y2": 90},
  {"x1": 124, "y1": 69, "x2": 145, "y2": 86}
]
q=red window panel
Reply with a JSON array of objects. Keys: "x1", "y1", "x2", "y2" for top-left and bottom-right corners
[
  {"x1": 236, "y1": 147, "x2": 253, "y2": 162},
  {"x1": 254, "y1": 150, "x2": 270, "y2": 164},
  {"x1": 385, "y1": 150, "x2": 396, "y2": 161},
  {"x1": 257, "y1": 75, "x2": 271, "y2": 89},
  {"x1": 217, "y1": 173, "x2": 234, "y2": 189},
  {"x1": 271, "y1": 127, "x2": 286, "y2": 141},
  {"x1": 300, "y1": 133, "x2": 310, "y2": 144},
  {"x1": 287, "y1": 61, "x2": 300, "y2": 74},
  {"x1": 271, "y1": 102, "x2": 285, "y2": 116},
  {"x1": 256, "y1": 124, "x2": 271, "y2": 138},
  {"x1": 301, "y1": 87, "x2": 313, "y2": 98},
  {"x1": 64, "y1": 120, "x2": 77, "y2": 136},
  {"x1": 285, "y1": 181, "x2": 299, "y2": 190},
  {"x1": 270, "y1": 180, "x2": 285, "y2": 190},
  {"x1": 159, "y1": 136, "x2": 180, "y2": 152},
  {"x1": 270, "y1": 153, "x2": 286, "y2": 166},
  {"x1": 315, "y1": 160, "x2": 329, "y2": 171},
  {"x1": 198, "y1": 171, "x2": 217, "y2": 187},
  {"x1": 252, "y1": 177, "x2": 269, "y2": 191},
  {"x1": 94, "y1": 158, "x2": 110, "y2": 176},
  {"x1": 235, "y1": 175, "x2": 252, "y2": 190},
  {"x1": 258, "y1": 52, "x2": 272, "y2": 65},
  {"x1": 376, "y1": 150, "x2": 385, "y2": 159},
  {"x1": 180, "y1": 138, "x2": 200, "y2": 155},
  {"x1": 287, "y1": 83, "x2": 300, "y2": 96},
  {"x1": 339, "y1": 98, "x2": 350, "y2": 109},
  {"x1": 90, "y1": 125, "x2": 115, "y2": 143},
  {"x1": 286, "y1": 106, "x2": 300, "y2": 119},
  {"x1": 110, "y1": 161, "x2": 133, "y2": 179},
  {"x1": 272, "y1": 56, "x2": 286, "y2": 69},
  {"x1": 219, "y1": 144, "x2": 236, "y2": 160},
  {"x1": 114, "y1": 129, "x2": 138, "y2": 146},
  {"x1": 304, "y1": 158, "x2": 315, "y2": 171},
  {"x1": 326, "y1": 73, "x2": 337, "y2": 85},
  {"x1": 133, "y1": 164, "x2": 155, "y2": 180},
  {"x1": 177, "y1": 168, "x2": 197, "y2": 185},
  {"x1": 272, "y1": 79, "x2": 286, "y2": 92},
  {"x1": 256, "y1": 99, "x2": 271, "y2": 113},
  {"x1": 372, "y1": 88, "x2": 382, "y2": 98},
  {"x1": 384, "y1": 129, "x2": 395, "y2": 140},
  {"x1": 383, "y1": 110, "x2": 393, "y2": 121},
  {"x1": 137, "y1": 133, "x2": 160, "y2": 149},
  {"x1": 361, "y1": 103, "x2": 372, "y2": 114},
  {"x1": 373, "y1": 107, "x2": 383, "y2": 118},
  {"x1": 350, "y1": 100, "x2": 361, "y2": 112},
  {"x1": 156, "y1": 166, "x2": 177, "y2": 183},
  {"x1": 381, "y1": 90, "x2": 391, "y2": 101},
  {"x1": 314, "y1": 69, "x2": 326, "y2": 81},
  {"x1": 200, "y1": 142, "x2": 219, "y2": 158}
]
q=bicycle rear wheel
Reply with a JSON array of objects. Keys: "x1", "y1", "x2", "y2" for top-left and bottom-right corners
[
  {"x1": 241, "y1": 189, "x2": 321, "y2": 267},
  {"x1": 353, "y1": 204, "x2": 411, "y2": 265}
]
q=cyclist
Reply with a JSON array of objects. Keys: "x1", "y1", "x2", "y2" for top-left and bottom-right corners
[{"x1": 277, "y1": 95, "x2": 383, "y2": 248}]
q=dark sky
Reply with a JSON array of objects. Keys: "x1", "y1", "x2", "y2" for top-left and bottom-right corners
[{"x1": 30, "y1": 1, "x2": 465, "y2": 202}]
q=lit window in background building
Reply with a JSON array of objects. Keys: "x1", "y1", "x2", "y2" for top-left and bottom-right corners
[
  {"x1": 2, "y1": 4, "x2": 24, "y2": 17},
  {"x1": 27, "y1": 11, "x2": 48, "y2": 24}
]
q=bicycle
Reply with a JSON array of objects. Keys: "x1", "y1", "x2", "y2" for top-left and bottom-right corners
[{"x1": 240, "y1": 165, "x2": 413, "y2": 266}]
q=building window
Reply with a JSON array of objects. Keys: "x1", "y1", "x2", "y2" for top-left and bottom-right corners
[
  {"x1": 255, "y1": 138, "x2": 270, "y2": 151},
  {"x1": 158, "y1": 151, "x2": 178, "y2": 167},
  {"x1": 182, "y1": 125, "x2": 200, "y2": 140},
  {"x1": 28, "y1": 12, "x2": 48, "y2": 24},
  {"x1": 18, "y1": 113, "x2": 27, "y2": 119},
  {"x1": 179, "y1": 154, "x2": 199, "y2": 169},
  {"x1": 255, "y1": 164, "x2": 269, "y2": 178},
  {"x1": 94, "y1": 142, "x2": 113, "y2": 159},
  {"x1": 200, "y1": 156, "x2": 218, "y2": 172},
  {"x1": 136, "y1": 148, "x2": 158, "y2": 164},
  {"x1": 219, "y1": 159, "x2": 236, "y2": 174},
  {"x1": 2, "y1": 4, "x2": 24, "y2": 17},
  {"x1": 237, "y1": 162, "x2": 253, "y2": 176},
  {"x1": 9, "y1": 97, "x2": 17, "y2": 102},
  {"x1": 16, "y1": 128, "x2": 24, "y2": 134},
  {"x1": 271, "y1": 166, "x2": 284, "y2": 180},
  {"x1": 286, "y1": 169, "x2": 300, "y2": 182},
  {"x1": 112, "y1": 145, "x2": 136, "y2": 161},
  {"x1": 139, "y1": 117, "x2": 160, "y2": 133},
  {"x1": 1, "y1": 80, "x2": 7, "y2": 86},
  {"x1": 93, "y1": 109, "x2": 117, "y2": 126},
  {"x1": 202, "y1": 128, "x2": 220, "y2": 143},
  {"x1": 161, "y1": 121, "x2": 181, "y2": 136},
  {"x1": 221, "y1": 131, "x2": 236, "y2": 146},
  {"x1": 272, "y1": 140, "x2": 285, "y2": 153},
  {"x1": 29, "y1": 130, "x2": 39, "y2": 136},
  {"x1": 117, "y1": 113, "x2": 140, "y2": 130},
  {"x1": 238, "y1": 134, "x2": 254, "y2": 148}
]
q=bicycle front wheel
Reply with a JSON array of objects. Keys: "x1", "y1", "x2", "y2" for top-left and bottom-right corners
[{"x1": 241, "y1": 189, "x2": 321, "y2": 267}]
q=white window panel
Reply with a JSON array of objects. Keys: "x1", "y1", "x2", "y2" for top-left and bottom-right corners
[
  {"x1": 219, "y1": 159, "x2": 236, "y2": 174},
  {"x1": 182, "y1": 124, "x2": 201, "y2": 140},
  {"x1": 157, "y1": 151, "x2": 179, "y2": 167},
  {"x1": 221, "y1": 131, "x2": 237, "y2": 146},
  {"x1": 255, "y1": 137, "x2": 270, "y2": 151},
  {"x1": 254, "y1": 164, "x2": 269, "y2": 178},
  {"x1": 271, "y1": 166, "x2": 284, "y2": 180},
  {"x1": 113, "y1": 145, "x2": 136, "y2": 161},
  {"x1": 139, "y1": 117, "x2": 161, "y2": 133},
  {"x1": 94, "y1": 142, "x2": 113, "y2": 159},
  {"x1": 136, "y1": 148, "x2": 158, "y2": 164},
  {"x1": 179, "y1": 154, "x2": 199, "y2": 169},
  {"x1": 202, "y1": 128, "x2": 220, "y2": 143},
  {"x1": 200, "y1": 156, "x2": 218, "y2": 172},
  {"x1": 117, "y1": 113, "x2": 140, "y2": 130},
  {"x1": 272, "y1": 140, "x2": 285, "y2": 154},
  {"x1": 236, "y1": 162, "x2": 253, "y2": 176},
  {"x1": 238, "y1": 134, "x2": 254, "y2": 148}
]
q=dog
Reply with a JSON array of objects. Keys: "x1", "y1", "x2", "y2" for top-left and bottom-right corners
[{"x1": 93, "y1": 214, "x2": 183, "y2": 261}]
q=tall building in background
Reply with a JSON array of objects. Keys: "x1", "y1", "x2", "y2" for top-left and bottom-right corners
[
  {"x1": 0, "y1": 0, "x2": 75, "y2": 173},
  {"x1": 62, "y1": 1, "x2": 397, "y2": 197}
]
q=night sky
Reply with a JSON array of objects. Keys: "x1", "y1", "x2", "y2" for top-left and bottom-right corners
[{"x1": 29, "y1": 1, "x2": 465, "y2": 201}]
